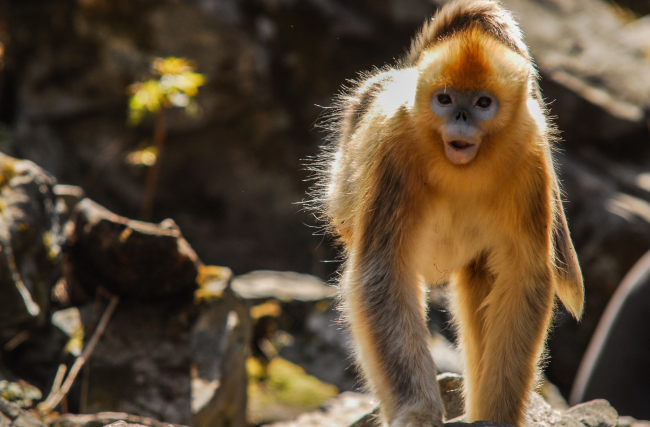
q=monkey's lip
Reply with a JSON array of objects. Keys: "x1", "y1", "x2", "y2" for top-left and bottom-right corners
[
  {"x1": 449, "y1": 140, "x2": 474, "y2": 150},
  {"x1": 444, "y1": 139, "x2": 480, "y2": 165}
]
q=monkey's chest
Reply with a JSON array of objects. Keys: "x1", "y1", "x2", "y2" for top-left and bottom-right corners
[{"x1": 416, "y1": 207, "x2": 493, "y2": 284}]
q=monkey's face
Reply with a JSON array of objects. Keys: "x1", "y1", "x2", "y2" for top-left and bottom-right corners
[
  {"x1": 429, "y1": 88, "x2": 498, "y2": 165},
  {"x1": 414, "y1": 30, "x2": 530, "y2": 167}
]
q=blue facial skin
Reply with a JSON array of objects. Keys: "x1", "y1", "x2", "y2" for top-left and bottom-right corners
[{"x1": 430, "y1": 89, "x2": 499, "y2": 164}]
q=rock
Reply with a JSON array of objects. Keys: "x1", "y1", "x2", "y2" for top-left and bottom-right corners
[
  {"x1": 623, "y1": 15, "x2": 650, "y2": 50},
  {"x1": 105, "y1": 421, "x2": 147, "y2": 427},
  {"x1": 261, "y1": 392, "x2": 375, "y2": 427},
  {"x1": 0, "y1": 398, "x2": 46, "y2": 427},
  {"x1": 247, "y1": 356, "x2": 339, "y2": 425},
  {"x1": 52, "y1": 412, "x2": 187, "y2": 427},
  {"x1": 230, "y1": 271, "x2": 353, "y2": 391},
  {"x1": 618, "y1": 416, "x2": 650, "y2": 427},
  {"x1": 63, "y1": 198, "x2": 201, "y2": 301},
  {"x1": 505, "y1": 0, "x2": 650, "y2": 136},
  {"x1": 570, "y1": 248, "x2": 650, "y2": 419},
  {"x1": 79, "y1": 284, "x2": 251, "y2": 427},
  {"x1": 232, "y1": 271, "x2": 335, "y2": 302},
  {"x1": 565, "y1": 400, "x2": 619, "y2": 427},
  {"x1": 537, "y1": 379, "x2": 570, "y2": 411},
  {"x1": 0, "y1": 153, "x2": 63, "y2": 329},
  {"x1": 78, "y1": 299, "x2": 194, "y2": 424},
  {"x1": 288, "y1": 375, "x2": 618, "y2": 427},
  {"x1": 437, "y1": 373, "x2": 464, "y2": 420},
  {"x1": 545, "y1": 151, "x2": 650, "y2": 395},
  {"x1": 0, "y1": 381, "x2": 42, "y2": 409},
  {"x1": 277, "y1": 299, "x2": 356, "y2": 392},
  {"x1": 190, "y1": 286, "x2": 251, "y2": 427},
  {"x1": 525, "y1": 392, "x2": 565, "y2": 427}
]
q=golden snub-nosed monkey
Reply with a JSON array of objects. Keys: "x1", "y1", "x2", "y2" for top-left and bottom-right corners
[{"x1": 309, "y1": 0, "x2": 584, "y2": 426}]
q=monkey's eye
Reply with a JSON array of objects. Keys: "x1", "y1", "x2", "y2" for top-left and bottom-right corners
[
  {"x1": 475, "y1": 96, "x2": 492, "y2": 109},
  {"x1": 437, "y1": 94, "x2": 453, "y2": 105}
]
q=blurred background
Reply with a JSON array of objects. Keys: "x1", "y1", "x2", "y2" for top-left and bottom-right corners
[{"x1": 0, "y1": 0, "x2": 650, "y2": 425}]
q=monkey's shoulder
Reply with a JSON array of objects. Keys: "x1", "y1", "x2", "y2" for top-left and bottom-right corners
[
  {"x1": 330, "y1": 67, "x2": 420, "y2": 159},
  {"x1": 339, "y1": 68, "x2": 418, "y2": 124}
]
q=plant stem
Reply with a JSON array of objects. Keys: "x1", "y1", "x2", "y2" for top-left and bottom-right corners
[{"x1": 140, "y1": 110, "x2": 167, "y2": 221}]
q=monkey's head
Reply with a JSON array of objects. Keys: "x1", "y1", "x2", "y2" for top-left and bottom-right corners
[{"x1": 414, "y1": 27, "x2": 532, "y2": 166}]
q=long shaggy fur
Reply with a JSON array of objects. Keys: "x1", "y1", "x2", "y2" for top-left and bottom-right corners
[{"x1": 308, "y1": 1, "x2": 584, "y2": 426}]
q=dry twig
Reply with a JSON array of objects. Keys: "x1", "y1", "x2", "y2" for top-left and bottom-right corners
[
  {"x1": 49, "y1": 364, "x2": 67, "y2": 397},
  {"x1": 38, "y1": 296, "x2": 120, "y2": 414}
]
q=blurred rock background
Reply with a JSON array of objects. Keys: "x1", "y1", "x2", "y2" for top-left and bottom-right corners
[{"x1": 0, "y1": 0, "x2": 650, "y2": 425}]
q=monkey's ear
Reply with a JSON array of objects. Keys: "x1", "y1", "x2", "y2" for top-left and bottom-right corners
[{"x1": 553, "y1": 194, "x2": 584, "y2": 321}]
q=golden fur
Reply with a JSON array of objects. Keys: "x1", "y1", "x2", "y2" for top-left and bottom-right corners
[{"x1": 311, "y1": 1, "x2": 584, "y2": 425}]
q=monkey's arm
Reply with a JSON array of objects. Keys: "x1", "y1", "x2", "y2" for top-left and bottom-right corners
[{"x1": 341, "y1": 148, "x2": 444, "y2": 427}]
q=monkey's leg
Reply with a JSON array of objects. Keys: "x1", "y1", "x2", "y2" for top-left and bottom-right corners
[
  {"x1": 469, "y1": 260, "x2": 554, "y2": 425},
  {"x1": 450, "y1": 254, "x2": 494, "y2": 421},
  {"x1": 344, "y1": 258, "x2": 444, "y2": 427}
]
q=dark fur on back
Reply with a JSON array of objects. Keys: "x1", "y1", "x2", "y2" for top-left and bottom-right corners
[{"x1": 406, "y1": 0, "x2": 531, "y2": 66}]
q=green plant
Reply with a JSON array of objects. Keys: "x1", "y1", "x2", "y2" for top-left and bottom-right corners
[{"x1": 126, "y1": 57, "x2": 205, "y2": 220}]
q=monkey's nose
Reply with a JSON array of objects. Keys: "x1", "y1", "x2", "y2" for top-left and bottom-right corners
[{"x1": 455, "y1": 111, "x2": 468, "y2": 121}]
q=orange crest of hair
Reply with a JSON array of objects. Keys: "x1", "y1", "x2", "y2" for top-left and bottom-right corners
[{"x1": 416, "y1": 27, "x2": 530, "y2": 103}]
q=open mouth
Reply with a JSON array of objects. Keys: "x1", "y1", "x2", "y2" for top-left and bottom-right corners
[
  {"x1": 449, "y1": 140, "x2": 473, "y2": 150},
  {"x1": 444, "y1": 139, "x2": 480, "y2": 165}
]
